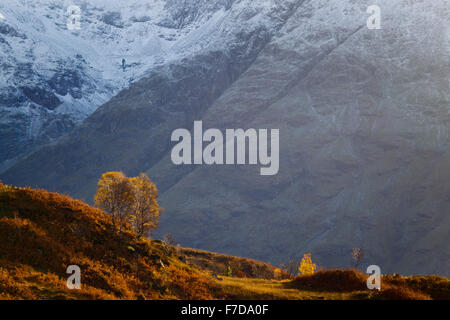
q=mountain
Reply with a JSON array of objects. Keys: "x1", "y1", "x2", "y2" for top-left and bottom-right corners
[
  {"x1": 0, "y1": 0, "x2": 271, "y2": 171},
  {"x1": 2, "y1": 0, "x2": 449, "y2": 276},
  {"x1": 1, "y1": 183, "x2": 448, "y2": 300}
]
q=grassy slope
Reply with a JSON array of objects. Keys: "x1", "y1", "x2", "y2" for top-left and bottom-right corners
[
  {"x1": 0, "y1": 183, "x2": 448, "y2": 300},
  {"x1": 180, "y1": 247, "x2": 289, "y2": 280}
]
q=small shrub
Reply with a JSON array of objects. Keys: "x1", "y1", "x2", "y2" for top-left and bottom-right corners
[
  {"x1": 352, "y1": 248, "x2": 364, "y2": 269},
  {"x1": 280, "y1": 258, "x2": 300, "y2": 277},
  {"x1": 274, "y1": 268, "x2": 283, "y2": 280},
  {"x1": 224, "y1": 265, "x2": 232, "y2": 277}
]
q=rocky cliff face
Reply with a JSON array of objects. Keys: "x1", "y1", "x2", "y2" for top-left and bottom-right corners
[
  {"x1": 2, "y1": 0, "x2": 449, "y2": 276},
  {"x1": 0, "y1": 0, "x2": 266, "y2": 171}
]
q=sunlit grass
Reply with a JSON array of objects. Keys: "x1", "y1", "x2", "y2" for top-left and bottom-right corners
[{"x1": 214, "y1": 276, "x2": 355, "y2": 300}]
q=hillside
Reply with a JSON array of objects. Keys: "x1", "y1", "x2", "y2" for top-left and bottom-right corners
[
  {"x1": 0, "y1": 181, "x2": 294, "y2": 300},
  {"x1": 0, "y1": 182, "x2": 219, "y2": 299},
  {"x1": 0, "y1": 182, "x2": 448, "y2": 300}
]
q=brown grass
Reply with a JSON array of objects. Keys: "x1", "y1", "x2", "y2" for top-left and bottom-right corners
[
  {"x1": 180, "y1": 248, "x2": 291, "y2": 280},
  {"x1": 381, "y1": 274, "x2": 450, "y2": 300},
  {"x1": 0, "y1": 183, "x2": 220, "y2": 300},
  {"x1": 0, "y1": 182, "x2": 448, "y2": 300},
  {"x1": 289, "y1": 268, "x2": 447, "y2": 300},
  {"x1": 368, "y1": 285, "x2": 432, "y2": 300},
  {"x1": 290, "y1": 269, "x2": 368, "y2": 292}
]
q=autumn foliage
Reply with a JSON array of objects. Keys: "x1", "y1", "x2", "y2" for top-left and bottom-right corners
[
  {"x1": 298, "y1": 253, "x2": 317, "y2": 276},
  {"x1": 94, "y1": 172, "x2": 161, "y2": 237},
  {"x1": 0, "y1": 182, "x2": 216, "y2": 300}
]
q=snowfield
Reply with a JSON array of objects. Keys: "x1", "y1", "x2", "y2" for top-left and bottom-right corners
[{"x1": 0, "y1": 0, "x2": 288, "y2": 170}]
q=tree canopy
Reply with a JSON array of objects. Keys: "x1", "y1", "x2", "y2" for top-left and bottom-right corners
[{"x1": 94, "y1": 172, "x2": 161, "y2": 237}]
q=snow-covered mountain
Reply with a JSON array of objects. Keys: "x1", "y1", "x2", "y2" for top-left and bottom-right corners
[{"x1": 0, "y1": 0, "x2": 289, "y2": 171}]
